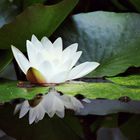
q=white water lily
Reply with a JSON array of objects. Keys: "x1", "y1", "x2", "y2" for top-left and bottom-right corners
[
  {"x1": 11, "y1": 35, "x2": 100, "y2": 84},
  {"x1": 12, "y1": 35, "x2": 99, "y2": 122},
  {"x1": 14, "y1": 95, "x2": 46, "y2": 124},
  {"x1": 43, "y1": 89, "x2": 84, "y2": 118}
]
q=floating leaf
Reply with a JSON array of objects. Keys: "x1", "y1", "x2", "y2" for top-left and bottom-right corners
[
  {"x1": 55, "y1": 11, "x2": 140, "y2": 77},
  {"x1": 0, "y1": 79, "x2": 140, "y2": 103},
  {"x1": 107, "y1": 75, "x2": 140, "y2": 87}
]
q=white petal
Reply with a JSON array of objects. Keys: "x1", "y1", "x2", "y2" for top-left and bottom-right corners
[
  {"x1": 70, "y1": 96, "x2": 84, "y2": 111},
  {"x1": 43, "y1": 93, "x2": 54, "y2": 107},
  {"x1": 60, "y1": 95, "x2": 74, "y2": 109},
  {"x1": 49, "y1": 71, "x2": 68, "y2": 83},
  {"x1": 41, "y1": 36, "x2": 53, "y2": 50},
  {"x1": 57, "y1": 58, "x2": 72, "y2": 72},
  {"x1": 62, "y1": 43, "x2": 78, "y2": 60},
  {"x1": 35, "y1": 52, "x2": 47, "y2": 67},
  {"x1": 82, "y1": 98, "x2": 91, "y2": 103},
  {"x1": 43, "y1": 92, "x2": 65, "y2": 118},
  {"x1": 14, "y1": 103, "x2": 22, "y2": 114},
  {"x1": 46, "y1": 110, "x2": 55, "y2": 118},
  {"x1": 43, "y1": 93, "x2": 56, "y2": 117},
  {"x1": 39, "y1": 60, "x2": 53, "y2": 82},
  {"x1": 35, "y1": 103, "x2": 45, "y2": 122},
  {"x1": 19, "y1": 101, "x2": 30, "y2": 118},
  {"x1": 11, "y1": 46, "x2": 30, "y2": 74},
  {"x1": 61, "y1": 95, "x2": 83, "y2": 111},
  {"x1": 68, "y1": 62, "x2": 100, "y2": 80},
  {"x1": 70, "y1": 51, "x2": 82, "y2": 68},
  {"x1": 35, "y1": 105, "x2": 45, "y2": 122},
  {"x1": 64, "y1": 43, "x2": 78, "y2": 53},
  {"x1": 29, "y1": 108, "x2": 36, "y2": 124},
  {"x1": 31, "y1": 34, "x2": 43, "y2": 49},
  {"x1": 26, "y1": 40, "x2": 37, "y2": 65},
  {"x1": 52, "y1": 97, "x2": 65, "y2": 118},
  {"x1": 56, "y1": 110, "x2": 64, "y2": 118},
  {"x1": 54, "y1": 98, "x2": 65, "y2": 112},
  {"x1": 53, "y1": 37, "x2": 63, "y2": 52}
]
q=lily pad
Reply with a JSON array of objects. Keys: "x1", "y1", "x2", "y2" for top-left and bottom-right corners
[
  {"x1": 57, "y1": 82, "x2": 140, "y2": 100},
  {"x1": 55, "y1": 11, "x2": 140, "y2": 77},
  {"x1": 107, "y1": 75, "x2": 140, "y2": 87},
  {"x1": 0, "y1": 79, "x2": 140, "y2": 103}
]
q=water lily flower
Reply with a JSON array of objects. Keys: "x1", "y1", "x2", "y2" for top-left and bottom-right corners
[
  {"x1": 11, "y1": 35, "x2": 100, "y2": 85},
  {"x1": 43, "y1": 89, "x2": 84, "y2": 118},
  {"x1": 12, "y1": 35, "x2": 100, "y2": 123},
  {"x1": 14, "y1": 94, "x2": 46, "y2": 124}
]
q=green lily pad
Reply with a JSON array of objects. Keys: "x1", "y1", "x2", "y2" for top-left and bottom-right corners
[
  {"x1": 55, "y1": 11, "x2": 140, "y2": 77},
  {"x1": 0, "y1": 79, "x2": 140, "y2": 103},
  {"x1": 57, "y1": 83, "x2": 140, "y2": 100},
  {"x1": 107, "y1": 75, "x2": 140, "y2": 87}
]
